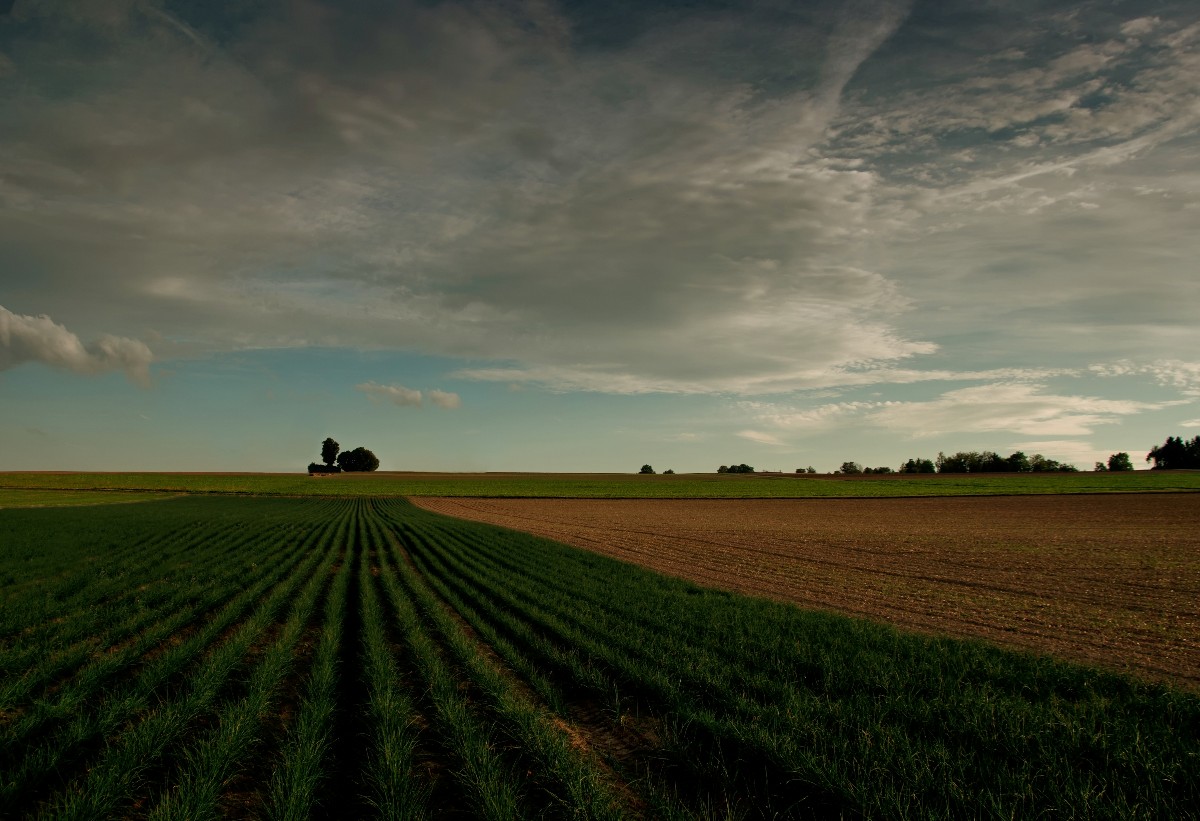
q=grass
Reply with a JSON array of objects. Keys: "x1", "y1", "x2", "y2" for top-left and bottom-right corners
[
  {"x1": 380, "y1": 498, "x2": 1200, "y2": 819},
  {"x1": 1, "y1": 469, "x2": 1198, "y2": 498},
  {"x1": 2, "y1": 495, "x2": 1197, "y2": 818},
  {"x1": 0, "y1": 488, "x2": 175, "y2": 507}
]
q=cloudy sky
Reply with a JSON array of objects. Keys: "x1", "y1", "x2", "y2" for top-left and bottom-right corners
[{"x1": 2, "y1": 0, "x2": 1198, "y2": 472}]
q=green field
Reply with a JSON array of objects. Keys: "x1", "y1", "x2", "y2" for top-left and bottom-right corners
[
  {"x1": 0, "y1": 489, "x2": 176, "y2": 509},
  {"x1": 2, "y1": 469, "x2": 1198, "y2": 498},
  {"x1": 1, "y1": 496, "x2": 1196, "y2": 819}
]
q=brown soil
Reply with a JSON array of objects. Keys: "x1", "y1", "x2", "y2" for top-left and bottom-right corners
[{"x1": 412, "y1": 495, "x2": 1200, "y2": 690}]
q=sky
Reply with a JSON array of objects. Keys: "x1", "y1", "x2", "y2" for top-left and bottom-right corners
[{"x1": 1, "y1": 0, "x2": 1199, "y2": 473}]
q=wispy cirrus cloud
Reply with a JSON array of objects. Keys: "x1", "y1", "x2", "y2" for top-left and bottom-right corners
[
  {"x1": 868, "y1": 383, "x2": 1180, "y2": 437},
  {"x1": 736, "y1": 430, "x2": 788, "y2": 447},
  {"x1": 1090, "y1": 360, "x2": 1200, "y2": 396}
]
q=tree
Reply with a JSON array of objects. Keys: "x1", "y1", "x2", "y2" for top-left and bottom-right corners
[
  {"x1": 337, "y1": 447, "x2": 380, "y2": 472},
  {"x1": 1094, "y1": 461, "x2": 1108, "y2": 472},
  {"x1": 321, "y1": 437, "x2": 340, "y2": 468},
  {"x1": 639, "y1": 464, "x2": 655, "y2": 474},
  {"x1": 1146, "y1": 436, "x2": 1200, "y2": 470},
  {"x1": 663, "y1": 468, "x2": 675, "y2": 475},
  {"x1": 1107, "y1": 452, "x2": 1134, "y2": 472},
  {"x1": 1028, "y1": 453, "x2": 1077, "y2": 473},
  {"x1": 1004, "y1": 451, "x2": 1031, "y2": 472},
  {"x1": 839, "y1": 461, "x2": 863, "y2": 475},
  {"x1": 936, "y1": 450, "x2": 1041, "y2": 473},
  {"x1": 899, "y1": 457, "x2": 935, "y2": 474}
]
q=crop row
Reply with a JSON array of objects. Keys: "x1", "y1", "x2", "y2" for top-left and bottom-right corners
[
  {"x1": 374, "y1": 498, "x2": 1200, "y2": 819},
  {"x1": 1, "y1": 496, "x2": 1198, "y2": 819}
]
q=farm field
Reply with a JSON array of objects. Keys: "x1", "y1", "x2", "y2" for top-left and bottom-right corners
[
  {"x1": 2, "y1": 496, "x2": 1198, "y2": 819},
  {"x1": 0, "y1": 489, "x2": 175, "y2": 509},
  {"x1": 415, "y1": 495, "x2": 1200, "y2": 689},
  {"x1": 1, "y1": 469, "x2": 1199, "y2": 498}
]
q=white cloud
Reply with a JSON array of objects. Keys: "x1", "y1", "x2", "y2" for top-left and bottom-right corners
[
  {"x1": 356, "y1": 381, "x2": 422, "y2": 407},
  {"x1": 1181, "y1": 419, "x2": 1200, "y2": 428},
  {"x1": 0, "y1": 306, "x2": 152, "y2": 386},
  {"x1": 356, "y1": 382, "x2": 461, "y2": 409},
  {"x1": 1121, "y1": 18, "x2": 1161, "y2": 38},
  {"x1": 737, "y1": 430, "x2": 788, "y2": 447},
  {"x1": 427, "y1": 389, "x2": 461, "y2": 410},
  {"x1": 752, "y1": 400, "x2": 887, "y2": 431},
  {"x1": 1091, "y1": 360, "x2": 1200, "y2": 397},
  {"x1": 868, "y1": 383, "x2": 1176, "y2": 437}
]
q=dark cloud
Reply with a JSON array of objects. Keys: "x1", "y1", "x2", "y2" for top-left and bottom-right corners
[{"x1": 0, "y1": 0, "x2": 1195, "y2": 395}]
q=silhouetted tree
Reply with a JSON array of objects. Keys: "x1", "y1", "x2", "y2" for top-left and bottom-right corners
[
  {"x1": 1107, "y1": 452, "x2": 1134, "y2": 472},
  {"x1": 1028, "y1": 453, "x2": 1077, "y2": 472},
  {"x1": 321, "y1": 437, "x2": 340, "y2": 467},
  {"x1": 718, "y1": 463, "x2": 755, "y2": 474},
  {"x1": 337, "y1": 447, "x2": 380, "y2": 472},
  {"x1": 1004, "y1": 451, "x2": 1031, "y2": 472},
  {"x1": 899, "y1": 458, "x2": 936, "y2": 474},
  {"x1": 639, "y1": 464, "x2": 655, "y2": 474},
  {"x1": 663, "y1": 468, "x2": 675, "y2": 475},
  {"x1": 839, "y1": 461, "x2": 863, "y2": 475},
  {"x1": 1146, "y1": 436, "x2": 1200, "y2": 469},
  {"x1": 936, "y1": 450, "x2": 1053, "y2": 473}
]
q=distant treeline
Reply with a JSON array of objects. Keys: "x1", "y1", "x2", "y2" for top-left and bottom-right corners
[
  {"x1": 811, "y1": 434, "x2": 1199, "y2": 476},
  {"x1": 822, "y1": 451, "x2": 1079, "y2": 476}
]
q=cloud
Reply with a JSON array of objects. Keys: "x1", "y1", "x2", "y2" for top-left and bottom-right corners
[
  {"x1": 737, "y1": 430, "x2": 788, "y2": 447},
  {"x1": 1181, "y1": 419, "x2": 1200, "y2": 428},
  {"x1": 0, "y1": 0, "x2": 935, "y2": 395},
  {"x1": 751, "y1": 400, "x2": 887, "y2": 431},
  {"x1": 1091, "y1": 360, "x2": 1200, "y2": 397},
  {"x1": 356, "y1": 381, "x2": 461, "y2": 409},
  {"x1": 0, "y1": 306, "x2": 152, "y2": 386},
  {"x1": 357, "y1": 381, "x2": 422, "y2": 407},
  {"x1": 427, "y1": 389, "x2": 461, "y2": 410},
  {"x1": 867, "y1": 383, "x2": 1177, "y2": 437},
  {"x1": 0, "y1": 1, "x2": 1196, "y2": 399}
]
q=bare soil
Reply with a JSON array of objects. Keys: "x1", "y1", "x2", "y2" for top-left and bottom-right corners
[{"x1": 412, "y1": 495, "x2": 1200, "y2": 689}]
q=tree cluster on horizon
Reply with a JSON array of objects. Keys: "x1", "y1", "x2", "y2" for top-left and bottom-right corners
[
  {"x1": 308, "y1": 437, "x2": 379, "y2": 474},
  {"x1": 1145, "y1": 436, "x2": 1200, "y2": 470},
  {"x1": 1094, "y1": 452, "x2": 1134, "y2": 472},
  {"x1": 717, "y1": 463, "x2": 755, "y2": 474}
]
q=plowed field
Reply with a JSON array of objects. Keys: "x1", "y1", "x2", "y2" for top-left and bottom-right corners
[{"x1": 413, "y1": 494, "x2": 1200, "y2": 688}]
